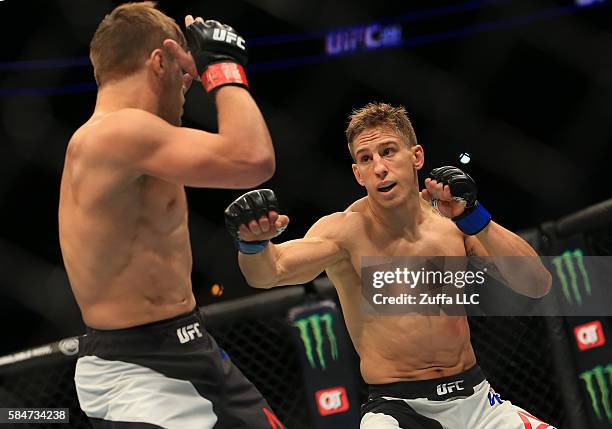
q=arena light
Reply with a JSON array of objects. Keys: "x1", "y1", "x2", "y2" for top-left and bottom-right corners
[
  {"x1": 210, "y1": 283, "x2": 224, "y2": 297},
  {"x1": 459, "y1": 152, "x2": 471, "y2": 164}
]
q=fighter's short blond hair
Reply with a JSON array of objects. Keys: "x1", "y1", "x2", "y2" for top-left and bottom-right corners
[
  {"x1": 346, "y1": 102, "x2": 418, "y2": 160},
  {"x1": 90, "y1": 2, "x2": 186, "y2": 87}
]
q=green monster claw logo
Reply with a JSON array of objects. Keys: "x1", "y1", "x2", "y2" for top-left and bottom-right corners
[
  {"x1": 579, "y1": 364, "x2": 612, "y2": 423},
  {"x1": 293, "y1": 312, "x2": 339, "y2": 370},
  {"x1": 551, "y1": 249, "x2": 591, "y2": 305}
]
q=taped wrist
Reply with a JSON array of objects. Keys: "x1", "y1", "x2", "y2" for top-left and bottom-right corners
[
  {"x1": 452, "y1": 202, "x2": 491, "y2": 235},
  {"x1": 202, "y1": 62, "x2": 249, "y2": 92},
  {"x1": 235, "y1": 239, "x2": 268, "y2": 254}
]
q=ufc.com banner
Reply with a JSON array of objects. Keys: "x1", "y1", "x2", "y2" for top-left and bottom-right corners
[{"x1": 360, "y1": 253, "x2": 612, "y2": 316}]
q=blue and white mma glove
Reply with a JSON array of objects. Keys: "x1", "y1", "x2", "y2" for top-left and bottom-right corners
[
  {"x1": 224, "y1": 189, "x2": 286, "y2": 254},
  {"x1": 429, "y1": 166, "x2": 492, "y2": 235}
]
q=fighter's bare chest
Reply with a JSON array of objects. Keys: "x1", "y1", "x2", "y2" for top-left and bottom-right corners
[
  {"x1": 346, "y1": 224, "x2": 466, "y2": 273},
  {"x1": 137, "y1": 178, "x2": 187, "y2": 233}
]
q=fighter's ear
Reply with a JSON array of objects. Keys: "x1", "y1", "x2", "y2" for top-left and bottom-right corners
[
  {"x1": 352, "y1": 163, "x2": 365, "y2": 186},
  {"x1": 149, "y1": 48, "x2": 165, "y2": 77},
  {"x1": 412, "y1": 145, "x2": 424, "y2": 171}
]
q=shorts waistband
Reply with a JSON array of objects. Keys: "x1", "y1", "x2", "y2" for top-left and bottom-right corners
[
  {"x1": 79, "y1": 308, "x2": 205, "y2": 357},
  {"x1": 368, "y1": 365, "x2": 485, "y2": 401},
  {"x1": 84, "y1": 307, "x2": 202, "y2": 336}
]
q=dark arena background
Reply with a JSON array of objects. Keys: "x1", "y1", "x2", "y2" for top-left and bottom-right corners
[{"x1": 1, "y1": 0, "x2": 612, "y2": 428}]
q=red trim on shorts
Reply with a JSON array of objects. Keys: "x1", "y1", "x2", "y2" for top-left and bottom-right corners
[
  {"x1": 517, "y1": 410, "x2": 551, "y2": 429},
  {"x1": 262, "y1": 407, "x2": 283, "y2": 429}
]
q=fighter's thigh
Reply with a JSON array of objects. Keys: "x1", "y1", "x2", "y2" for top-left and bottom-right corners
[
  {"x1": 482, "y1": 400, "x2": 556, "y2": 429},
  {"x1": 361, "y1": 399, "x2": 444, "y2": 429},
  {"x1": 213, "y1": 347, "x2": 283, "y2": 429},
  {"x1": 361, "y1": 411, "x2": 403, "y2": 429},
  {"x1": 463, "y1": 382, "x2": 554, "y2": 429},
  {"x1": 75, "y1": 356, "x2": 218, "y2": 428}
]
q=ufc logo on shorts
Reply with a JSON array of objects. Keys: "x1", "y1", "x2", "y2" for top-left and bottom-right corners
[
  {"x1": 212, "y1": 28, "x2": 246, "y2": 50},
  {"x1": 574, "y1": 320, "x2": 605, "y2": 351},
  {"x1": 436, "y1": 380, "x2": 464, "y2": 396},
  {"x1": 177, "y1": 322, "x2": 203, "y2": 344},
  {"x1": 315, "y1": 386, "x2": 349, "y2": 416}
]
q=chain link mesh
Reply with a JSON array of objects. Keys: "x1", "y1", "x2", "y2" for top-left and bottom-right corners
[
  {"x1": 208, "y1": 316, "x2": 312, "y2": 429},
  {"x1": 468, "y1": 316, "x2": 564, "y2": 426},
  {"x1": 0, "y1": 362, "x2": 90, "y2": 429}
]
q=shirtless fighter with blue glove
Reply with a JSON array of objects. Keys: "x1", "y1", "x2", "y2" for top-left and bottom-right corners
[{"x1": 224, "y1": 103, "x2": 554, "y2": 428}]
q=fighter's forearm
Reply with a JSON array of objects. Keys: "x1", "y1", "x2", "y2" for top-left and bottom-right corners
[
  {"x1": 215, "y1": 87, "x2": 275, "y2": 181},
  {"x1": 186, "y1": 18, "x2": 275, "y2": 184},
  {"x1": 475, "y1": 221, "x2": 552, "y2": 298},
  {"x1": 476, "y1": 221, "x2": 537, "y2": 256},
  {"x1": 238, "y1": 244, "x2": 281, "y2": 289},
  {"x1": 238, "y1": 238, "x2": 343, "y2": 289}
]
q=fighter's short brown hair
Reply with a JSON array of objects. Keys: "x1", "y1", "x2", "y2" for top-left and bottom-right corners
[
  {"x1": 90, "y1": 1, "x2": 186, "y2": 87},
  {"x1": 345, "y1": 102, "x2": 418, "y2": 160}
]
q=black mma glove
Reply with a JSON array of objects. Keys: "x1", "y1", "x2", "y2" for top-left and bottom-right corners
[
  {"x1": 429, "y1": 166, "x2": 491, "y2": 235},
  {"x1": 185, "y1": 19, "x2": 249, "y2": 92},
  {"x1": 224, "y1": 189, "x2": 286, "y2": 254}
]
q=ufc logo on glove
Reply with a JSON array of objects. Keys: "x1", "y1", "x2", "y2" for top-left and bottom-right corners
[{"x1": 212, "y1": 28, "x2": 246, "y2": 49}]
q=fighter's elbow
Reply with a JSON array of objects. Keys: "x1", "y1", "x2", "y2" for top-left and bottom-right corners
[
  {"x1": 246, "y1": 278, "x2": 276, "y2": 290},
  {"x1": 233, "y1": 146, "x2": 275, "y2": 186},
  {"x1": 249, "y1": 155, "x2": 275, "y2": 185},
  {"x1": 529, "y1": 269, "x2": 553, "y2": 298},
  {"x1": 240, "y1": 267, "x2": 279, "y2": 290}
]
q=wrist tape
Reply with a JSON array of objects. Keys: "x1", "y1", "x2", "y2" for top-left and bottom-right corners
[
  {"x1": 202, "y1": 62, "x2": 249, "y2": 92},
  {"x1": 452, "y1": 202, "x2": 491, "y2": 235},
  {"x1": 235, "y1": 239, "x2": 268, "y2": 254}
]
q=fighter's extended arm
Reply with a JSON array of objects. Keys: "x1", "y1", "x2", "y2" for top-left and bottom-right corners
[
  {"x1": 225, "y1": 190, "x2": 347, "y2": 289},
  {"x1": 422, "y1": 166, "x2": 552, "y2": 298},
  {"x1": 239, "y1": 235, "x2": 345, "y2": 289}
]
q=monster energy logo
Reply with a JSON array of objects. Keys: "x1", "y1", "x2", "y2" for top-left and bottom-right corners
[
  {"x1": 579, "y1": 364, "x2": 612, "y2": 423},
  {"x1": 293, "y1": 312, "x2": 339, "y2": 370},
  {"x1": 551, "y1": 249, "x2": 591, "y2": 305}
]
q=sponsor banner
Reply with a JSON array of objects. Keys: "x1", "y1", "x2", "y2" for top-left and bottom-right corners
[
  {"x1": 288, "y1": 301, "x2": 359, "y2": 429},
  {"x1": 292, "y1": 310, "x2": 339, "y2": 370},
  {"x1": 360, "y1": 254, "x2": 612, "y2": 316},
  {"x1": 315, "y1": 386, "x2": 349, "y2": 416},
  {"x1": 325, "y1": 23, "x2": 402, "y2": 56},
  {"x1": 574, "y1": 321, "x2": 606, "y2": 351},
  {"x1": 563, "y1": 315, "x2": 612, "y2": 428},
  {"x1": 579, "y1": 364, "x2": 612, "y2": 427}
]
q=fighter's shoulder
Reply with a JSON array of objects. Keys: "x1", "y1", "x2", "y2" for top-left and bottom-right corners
[
  {"x1": 89, "y1": 108, "x2": 164, "y2": 140},
  {"x1": 345, "y1": 196, "x2": 369, "y2": 213},
  {"x1": 306, "y1": 209, "x2": 366, "y2": 240},
  {"x1": 71, "y1": 109, "x2": 166, "y2": 157}
]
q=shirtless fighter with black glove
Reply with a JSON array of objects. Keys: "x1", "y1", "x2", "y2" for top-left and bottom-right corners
[
  {"x1": 185, "y1": 18, "x2": 249, "y2": 92},
  {"x1": 63, "y1": 4, "x2": 282, "y2": 428},
  {"x1": 224, "y1": 103, "x2": 554, "y2": 429}
]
